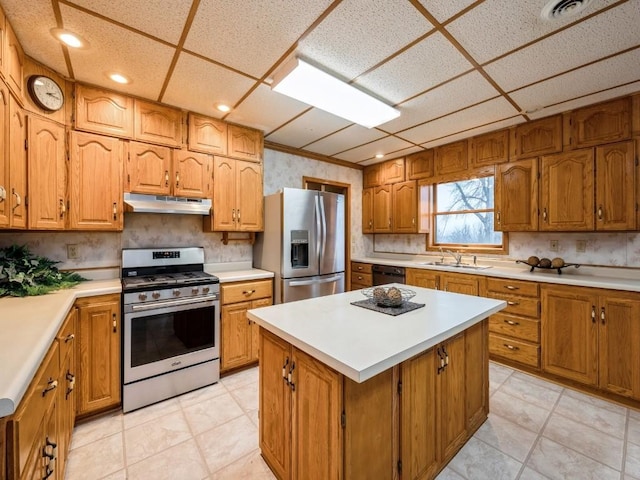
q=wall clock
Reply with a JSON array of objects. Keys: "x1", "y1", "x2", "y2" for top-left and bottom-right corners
[{"x1": 27, "y1": 75, "x2": 64, "y2": 112}]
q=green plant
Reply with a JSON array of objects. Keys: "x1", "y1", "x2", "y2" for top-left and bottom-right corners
[{"x1": 0, "y1": 245, "x2": 87, "y2": 297}]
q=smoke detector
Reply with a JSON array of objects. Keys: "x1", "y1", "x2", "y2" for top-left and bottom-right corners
[{"x1": 541, "y1": 0, "x2": 593, "y2": 20}]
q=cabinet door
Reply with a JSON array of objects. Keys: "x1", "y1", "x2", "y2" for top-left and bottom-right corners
[
  {"x1": 363, "y1": 163, "x2": 381, "y2": 188},
  {"x1": 173, "y1": 149, "x2": 212, "y2": 199},
  {"x1": 0, "y1": 82, "x2": 9, "y2": 227},
  {"x1": 362, "y1": 187, "x2": 374, "y2": 233},
  {"x1": 0, "y1": 9, "x2": 5, "y2": 76},
  {"x1": 373, "y1": 184, "x2": 392, "y2": 233},
  {"x1": 211, "y1": 156, "x2": 236, "y2": 230},
  {"x1": 134, "y1": 100, "x2": 182, "y2": 147},
  {"x1": 127, "y1": 141, "x2": 172, "y2": 195},
  {"x1": 439, "y1": 333, "x2": 467, "y2": 462},
  {"x1": 406, "y1": 150, "x2": 434, "y2": 180},
  {"x1": 27, "y1": 116, "x2": 66, "y2": 229},
  {"x1": 57, "y1": 308, "x2": 77, "y2": 479},
  {"x1": 291, "y1": 347, "x2": 342, "y2": 480},
  {"x1": 570, "y1": 97, "x2": 631, "y2": 148},
  {"x1": 188, "y1": 113, "x2": 227, "y2": 155},
  {"x1": 471, "y1": 130, "x2": 509, "y2": 168},
  {"x1": 382, "y1": 157, "x2": 405, "y2": 184},
  {"x1": 74, "y1": 84, "x2": 134, "y2": 138},
  {"x1": 5, "y1": 22, "x2": 24, "y2": 100},
  {"x1": 228, "y1": 124, "x2": 262, "y2": 162},
  {"x1": 511, "y1": 115, "x2": 562, "y2": 159},
  {"x1": 435, "y1": 140, "x2": 468, "y2": 176},
  {"x1": 76, "y1": 296, "x2": 121, "y2": 416},
  {"x1": 236, "y1": 160, "x2": 263, "y2": 231},
  {"x1": 221, "y1": 302, "x2": 252, "y2": 371},
  {"x1": 251, "y1": 297, "x2": 272, "y2": 361},
  {"x1": 69, "y1": 131, "x2": 123, "y2": 230},
  {"x1": 598, "y1": 294, "x2": 640, "y2": 399},
  {"x1": 494, "y1": 158, "x2": 538, "y2": 231},
  {"x1": 259, "y1": 329, "x2": 292, "y2": 480},
  {"x1": 406, "y1": 268, "x2": 440, "y2": 290},
  {"x1": 466, "y1": 320, "x2": 488, "y2": 433},
  {"x1": 541, "y1": 286, "x2": 597, "y2": 386},
  {"x1": 8, "y1": 94, "x2": 26, "y2": 228},
  {"x1": 540, "y1": 149, "x2": 594, "y2": 231},
  {"x1": 442, "y1": 273, "x2": 479, "y2": 296},
  {"x1": 393, "y1": 180, "x2": 417, "y2": 233},
  {"x1": 595, "y1": 141, "x2": 636, "y2": 230},
  {"x1": 401, "y1": 347, "x2": 439, "y2": 480}
]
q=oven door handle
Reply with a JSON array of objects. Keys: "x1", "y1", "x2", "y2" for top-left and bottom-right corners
[{"x1": 130, "y1": 295, "x2": 218, "y2": 312}]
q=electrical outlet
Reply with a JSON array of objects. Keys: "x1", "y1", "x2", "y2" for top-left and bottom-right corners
[
  {"x1": 576, "y1": 240, "x2": 587, "y2": 253},
  {"x1": 550, "y1": 240, "x2": 558, "y2": 252},
  {"x1": 66, "y1": 244, "x2": 79, "y2": 259}
]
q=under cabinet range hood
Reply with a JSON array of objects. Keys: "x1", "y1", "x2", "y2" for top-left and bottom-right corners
[{"x1": 123, "y1": 193, "x2": 212, "y2": 215}]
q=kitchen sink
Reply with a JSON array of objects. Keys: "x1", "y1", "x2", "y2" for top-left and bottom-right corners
[{"x1": 414, "y1": 261, "x2": 492, "y2": 270}]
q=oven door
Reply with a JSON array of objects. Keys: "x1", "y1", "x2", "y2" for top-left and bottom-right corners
[{"x1": 123, "y1": 295, "x2": 220, "y2": 384}]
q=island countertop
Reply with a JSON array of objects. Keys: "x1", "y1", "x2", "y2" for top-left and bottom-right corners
[{"x1": 247, "y1": 284, "x2": 506, "y2": 383}]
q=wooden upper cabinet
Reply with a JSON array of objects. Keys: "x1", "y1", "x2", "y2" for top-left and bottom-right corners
[
  {"x1": 8, "y1": 94, "x2": 26, "y2": 228},
  {"x1": 406, "y1": 150, "x2": 433, "y2": 180},
  {"x1": 5, "y1": 21, "x2": 24, "y2": 101},
  {"x1": 134, "y1": 100, "x2": 182, "y2": 147},
  {"x1": 126, "y1": 141, "x2": 172, "y2": 195},
  {"x1": 210, "y1": 156, "x2": 236, "y2": 231},
  {"x1": 595, "y1": 140, "x2": 636, "y2": 230},
  {"x1": 434, "y1": 140, "x2": 468, "y2": 176},
  {"x1": 569, "y1": 97, "x2": 631, "y2": 148},
  {"x1": 173, "y1": 149, "x2": 213, "y2": 199},
  {"x1": 363, "y1": 163, "x2": 381, "y2": 188},
  {"x1": 511, "y1": 115, "x2": 562, "y2": 159},
  {"x1": 632, "y1": 93, "x2": 640, "y2": 137},
  {"x1": 494, "y1": 158, "x2": 538, "y2": 231},
  {"x1": 540, "y1": 148, "x2": 594, "y2": 231},
  {"x1": 75, "y1": 84, "x2": 134, "y2": 138},
  {"x1": 188, "y1": 113, "x2": 227, "y2": 155},
  {"x1": 382, "y1": 157, "x2": 405, "y2": 184},
  {"x1": 362, "y1": 187, "x2": 374, "y2": 233},
  {"x1": 69, "y1": 131, "x2": 123, "y2": 231},
  {"x1": 393, "y1": 180, "x2": 417, "y2": 233},
  {"x1": 373, "y1": 184, "x2": 392, "y2": 233},
  {"x1": 0, "y1": 82, "x2": 8, "y2": 227},
  {"x1": 0, "y1": 9, "x2": 6, "y2": 78},
  {"x1": 236, "y1": 160, "x2": 263, "y2": 231},
  {"x1": 27, "y1": 116, "x2": 66, "y2": 230},
  {"x1": 227, "y1": 124, "x2": 263, "y2": 162},
  {"x1": 471, "y1": 130, "x2": 509, "y2": 168}
]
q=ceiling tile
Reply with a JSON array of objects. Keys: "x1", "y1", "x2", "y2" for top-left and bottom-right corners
[
  {"x1": 359, "y1": 145, "x2": 424, "y2": 166},
  {"x1": 335, "y1": 135, "x2": 416, "y2": 163},
  {"x1": 266, "y1": 108, "x2": 352, "y2": 148},
  {"x1": 304, "y1": 124, "x2": 385, "y2": 156},
  {"x1": 61, "y1": 4, "x2": 174, "y2": 99},
  {"x1": 0, "y1": 0, "x2": 68, "y2": 76},
  {"x1": 298, "y1": 0, "x2": 433, "y2": 81},
  {"x1": 447, "y1": 0, "x2": 621, "y2": 64},
  {"x1": 420, "y1": 116, "x2": 524, "y2": 149},
  {"x1": 162, "y1": 52, "x2": 255, "y2": 118},
  {"x1": 510, "y1": 49, "x2": 640, "y2": 114},
  {"x1": 67, "y1": 0, "x2": 192, "y2": 44},
  {"x1": 354, "y1": 32, "x2": 473, "y2": 104},
  {"x1": 381, "y1": 71, "x2": 500, "y2": 133},
  {"x1": 224, "y1": 84, "x2": 310, "y2": 133},
  {"x1": 398, "y1": 97, "x2": 519, "y2": 144},
  {"x1": 483, "y1": 1, "x2": 640, "y2": 92},
  {"x1": 418, "y1": 0, "x2": 477, "y2": 23},
  {"x1": 184, "y1": 0, "x2": 334, "y2": 79}
]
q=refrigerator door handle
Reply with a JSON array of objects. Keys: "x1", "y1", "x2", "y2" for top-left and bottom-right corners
[
  {"x1": 289, "y1": 275, "x2": 342, "y2": 287},
  {"x1": 314, "y1": 194, "x2": 322, "y2": 269},
  {"x1": 319, "y1": 195, "x2": 327, "y2": 267}
]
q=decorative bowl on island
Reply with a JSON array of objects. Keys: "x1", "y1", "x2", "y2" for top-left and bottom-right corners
[{"x1": 361, "y1": 286, "x2": 416, "y2": 307}]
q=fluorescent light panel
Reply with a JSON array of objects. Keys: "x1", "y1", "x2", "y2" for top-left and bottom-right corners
[{"x1": 272, "y1": 58, "x2": 400, "y2": 129}]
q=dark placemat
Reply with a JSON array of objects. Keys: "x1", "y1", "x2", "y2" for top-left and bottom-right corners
[{"x1": 351, "y1": 299, "x2": 425, "y2": 316}]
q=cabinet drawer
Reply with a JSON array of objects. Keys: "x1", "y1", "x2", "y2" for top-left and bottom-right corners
[
  {"x1": 487, "y1": 292, "x2": 539, "y2": 318},
  {"x1": 222, "y1": 279, "x2": 272, "y2": 304},
  {"x1": 489, "y1": 334, "x2": 539, "y2": 368},
  {"x1": 485, "y1": 277, "x2": 539, "y2": 297},
  {"x1": 351, "y1": 272, "x2": 372, "y2": 287},
  {"x1": 489, "y1": 313, "x2": 539, "y2": 343},
  {"x1": 351, "y1": 262, "x2": 372, "y2": 274}
]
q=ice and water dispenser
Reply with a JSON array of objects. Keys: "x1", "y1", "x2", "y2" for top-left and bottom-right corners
[{"x1": 290, "y1": 230, "x2": 309, "y2": 268}]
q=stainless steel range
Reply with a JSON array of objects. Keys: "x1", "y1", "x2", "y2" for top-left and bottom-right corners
[{"x1": 121, "y1": 247, "x2": 220, "y2": 413}]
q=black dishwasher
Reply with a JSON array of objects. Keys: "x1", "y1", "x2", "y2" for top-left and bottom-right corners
[{"x1": 372, "y1": 265, "x2": 406, "y2": 285}]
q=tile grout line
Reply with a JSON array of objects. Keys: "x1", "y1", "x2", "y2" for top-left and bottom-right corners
[{"x1": 621, "y1": 408, "x2": 631, "y2": 479}]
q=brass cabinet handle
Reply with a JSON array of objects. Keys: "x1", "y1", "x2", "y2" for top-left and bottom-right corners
[
  {"x1": 59, "y1": 199, "x2": 66, "y2": 218},
  {"x1": 542, "y1": 208, "x2": 547, "y2": 221},
  {"x1": 42, "y1": 379, "x2": 58, "y2": 396},
  {"x1": 357, "y1": 266, "x2": 363, "y2": 271},
  {"x1": 288, "y1": 361, "x2": 296, "y2": 391},
  {"x1": 282, "y1": 357, "x2": 289, "y2": 383},
  {"x1": 368, "y1": 220, "x2": 372, "y2": 228},
  {"x1": 112, "y1": 202, "x2": 117, "y2": 220},
  {"x1": 507, "y1": 301, "x2": 519, "y2": 306},
  {"x1": 504, "y1": 344, "x2": 520, "y2": 351},
  {"x1": 243, "y1": 289, "x2": 256, "y2": 295},
  {"x1": 0, "y1": 185, "x2": 5, "y2": 202},
  {"x1": 12, "y1": 189, "x2": 21, "y2": 210},
  {"x1": 388, "y1": 218, "x2": 391, "y2": 228},
  {"x1": 597, "y1": 205, "x2": 603, "y2": 220},
  {"x1": 505, "y1": 285, "x2": 519, "y2": 291},
  {"x1": 66, "y1": 371, "x2": 76, "y2": 398},
  {"x1": 504, "y1": 319, "x2": 520, "y2": 326},
  {"x1": 112, "y1": 313, "x2": 117, "y2": 333},
  {"x1": 237, "y1": 209, "x2": 240, "y2": 222},
  {"x1": 175, "y1": 171, "x2": 180, "y2": 188},
  {"x1": 64, "y1": 333, "x2": 75, "y2": 343},
  {"x1": 600, "y1": 307, "x2": 605, "y2": 325},
  {"x1": 496, "y1": 211, "x2": 501, "y2": 224},
  {"x1": 591, "y1": 305, "x2": 596, "y2": 323},
  {"x1": 165, "y1": 170, "x2": 169, "y2": 187}
]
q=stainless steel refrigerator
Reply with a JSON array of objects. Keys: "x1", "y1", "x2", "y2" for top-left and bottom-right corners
[{"x1": 253, "y1": 188, "x2": 345, "y2": 303}]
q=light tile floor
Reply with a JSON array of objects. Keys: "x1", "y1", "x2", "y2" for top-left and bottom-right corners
[{"x1": 64, "y1": 362, "x2": 640, "y2": 479}]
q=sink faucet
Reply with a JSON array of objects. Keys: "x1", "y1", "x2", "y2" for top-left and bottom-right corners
[{"x1": 445, "y1": 249, "x2": 463, "y2": 265}]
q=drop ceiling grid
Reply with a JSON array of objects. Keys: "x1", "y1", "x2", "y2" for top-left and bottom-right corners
[
  {"x1": 60, "y1": 4, "x2": 176, "y2": 99},
  {"x1": 183, "y1": 0, "x2": 334, "y2": 79},
  {"x1": 297, "y1": 0, "x2": 434, "y2": 83},
  {"x1": 417, "y1": 0, "x2": 478, "y2": 24},
  {"x1": 303, "y1": 124, "x2": 386, "y2": 157},
  {"x1": 358, "y1": 145, "x2": 425, "y2": 165},
  {"x1": 334, "y1": 134, "x2": 417, "y2": 163},
  {"x1": 420, "y1": 115, "x2": 524, "y2": 149},
  {"x1": 265, "y1": 108, "x2": 353, "y2": 149}
]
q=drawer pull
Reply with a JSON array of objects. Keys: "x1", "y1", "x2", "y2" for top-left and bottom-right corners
[
  {"x1": 243, "y1": 289, "x2": 256, "y2": 295},
  {"x1": 357, "y1": 266, "x2": 363, "y2": 270},
  {"x1": 282, "y1": 357, "x2": 289, "y2": 383},
  {"x1": 42, "y1": 379, "x2": 58, "y2": 396},
  {"x1": 504, "y1": 344, "x2": 520, "y2": 351},
  {"x1": 507, "y1": 301, "x2": 519, "y2": 306},
  {"x1": 504, "y1": 319, "x2": 520, "y2": 326},
  {"x1": 504, "y1": 285, "x2": 519, "y2": 291},
  {"x1": 64, "y1": 333, "x2": 75, "y2": 343}
]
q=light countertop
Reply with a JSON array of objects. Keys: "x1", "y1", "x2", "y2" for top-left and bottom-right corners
[
  {"x1": 352, "y1": 256, "x2": 640, "y2": 292},
  {"x1": 205, "y1": 262, "x2": 274, "y2": 283},
  {"x1": 247, "y1": 284, "x2": 505, "y2": 383}
]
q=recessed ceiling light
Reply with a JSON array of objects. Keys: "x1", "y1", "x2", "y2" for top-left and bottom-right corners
[
  {"x1": 216, "y1": 104, "x2": 231, "y2": 113},
  {"x1": 50, "y1": 28, "x2": 89, "y2": 49},
  {"x1": 108, "y1": 73, "x2": 130, "y2": 84},
  {"x1": 375, "y1": 154, "x2": 385, "y2": 159}
]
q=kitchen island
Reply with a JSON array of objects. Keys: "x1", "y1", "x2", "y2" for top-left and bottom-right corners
[{"x1": 247, "y1": 285, "x2": 506, "y2": 480}]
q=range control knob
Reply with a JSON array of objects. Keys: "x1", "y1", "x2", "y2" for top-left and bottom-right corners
[
  {"x1": 138, "y1": 293, "x2": 148, "y2": 301},
  {"x1": 173, "y1": 289, "x2": 181, "y2": 297},
  {"x1": 202, "y1": 286, "x2": 210, "y2": 294},
  {"x1": 191, "y1": 287, "x2": 199, "y2": 295},
  {"x1": 152, "y1": 291, "x2": 161, "y2": 299}
]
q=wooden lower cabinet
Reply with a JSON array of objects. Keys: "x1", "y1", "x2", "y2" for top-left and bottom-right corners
[
  {"x1": 406, "y1": 268, "x2": 440, "y2": 290},
  {"x1": 350, "y1": 262, "x2": 372, "y2": 291},
  {"x1": 260, "y1": 320, "x2": 488, "y2": 480}
]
